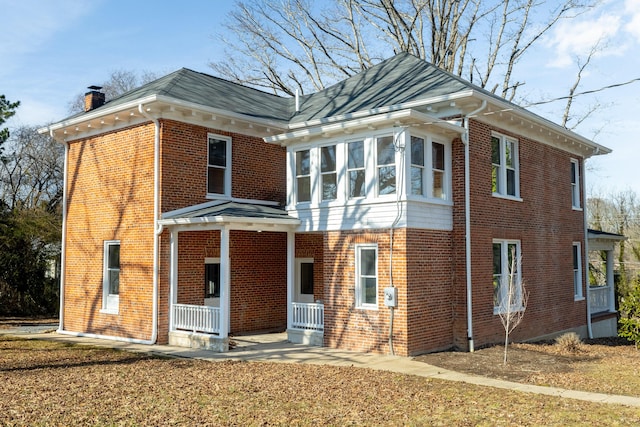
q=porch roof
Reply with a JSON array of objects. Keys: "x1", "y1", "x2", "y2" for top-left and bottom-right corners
[{"x1": 159, "y1": 201, "x2": 300, "y2": 231}]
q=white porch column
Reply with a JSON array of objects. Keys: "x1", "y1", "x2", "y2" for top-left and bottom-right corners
[
  {"x1": 219, "y1": 227, "x2": 230, "y2": 339},
  {"x1": 286, "y1": 231, "x2": 295, "y2": 330},
  {"x1": 169, "y1": 229, "x2": 178, "y2": 332},
  {"x1": 606, "y1": 249, "x2": 616, "y2": 312}
]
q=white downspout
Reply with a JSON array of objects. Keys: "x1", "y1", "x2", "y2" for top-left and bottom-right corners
[
  {"x1": 463, "y1": 100, "x2": 487, "y2": 353},
  {"x1": 138, "y1": 104, "x2": 162, "y2": 345},
  {"x1": 53, "y1": 131, "x2": 68, "y2": 333},
  {"x1": 583, "y1": 159, "x2": 593, "y2": 339}
]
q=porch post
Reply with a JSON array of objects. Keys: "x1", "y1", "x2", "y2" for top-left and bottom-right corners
[
  {"x1": 219, "y1": 227, "x2": 230, "y2": 339},
  {"x1": 169, "y1": 228, "x2": 178, "y2": 332},
  {"x1": 606, "y1": 249, "x2": 615, "y2": 312},
  {"x1": 287, "y1": 231, "x2": 295, "y2": 330}
]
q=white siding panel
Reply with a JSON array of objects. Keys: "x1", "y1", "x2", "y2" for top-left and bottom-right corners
[{"x1": 290, "y1": 200, "x2": 452, "y2": 232}]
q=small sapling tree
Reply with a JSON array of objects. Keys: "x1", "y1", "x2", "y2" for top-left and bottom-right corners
[{"x1": 498, "y1": 247, "x2": 528, "y2": 365}]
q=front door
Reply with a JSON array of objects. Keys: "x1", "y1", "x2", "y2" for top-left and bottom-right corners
[{"x1": 295, "y1": 258, "x2": 315, "y2": 303}]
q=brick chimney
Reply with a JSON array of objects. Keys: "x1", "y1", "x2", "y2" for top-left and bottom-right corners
[{"x1": 84, "y1": 86, "x2": 105, "y2": 112}]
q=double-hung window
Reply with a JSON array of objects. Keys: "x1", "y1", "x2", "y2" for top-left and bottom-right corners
[
  {"x1": 321, "y1": 145, "x2": 337, "y2": 201},
  {"x1": 491, "y1": 133, "x2": 519, "y2": 198},
  {"x1": 102, "y1": 240, "x2": 120, "y2": 313},
  {"x1": 573, "y1": 242, "x2": 583, "y2": 299},
  {"x1": 295, "y1": 149, "x2": 311, "y2": 203},
  {"x1": 410, "y1": 136, "x2": 448, "y2": 199},
  {"x1": 376, "y1": 136, "x2": 396, "y2": 195},
  {"x1": 410, "y1": 136, "x2": 425, "y2": 195},
  {"x1": 492, "y1": 240, "x2": 522, "y2": 313},
  {"x1": 207, "y1": 134, "x2": 231, "y2": 196},
  {"x1": 347, "y1": 140, "x2": 366, "y2": 198},
  {"x1": 432, "y1": 142, "x2": 446, "y2": 199},
  {"x1": 571, "y1": 159, "x2": 581, "y2": 209},
  {"x1": 355, "y1": 244, "x2": 378, "y2": 309}
]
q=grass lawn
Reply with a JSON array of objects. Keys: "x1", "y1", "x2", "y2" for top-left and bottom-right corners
[{"x1": 1, "y1": 336, "x2": 639, "y2": 426}]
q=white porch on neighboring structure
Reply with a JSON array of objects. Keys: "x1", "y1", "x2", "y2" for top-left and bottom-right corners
[
  {"x1": 587, "y1": 229, "x2": 626, "y2": 338},
  {"x1": 158, "y1": 200, "x2": 323, "y2": 351}
]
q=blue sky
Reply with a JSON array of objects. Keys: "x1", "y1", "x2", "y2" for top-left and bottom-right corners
[{"x1": 2, "y1": 0, "x2": 639, "y2": 196}]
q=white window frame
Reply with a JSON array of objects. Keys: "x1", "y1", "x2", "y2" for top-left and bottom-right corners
[
  {"x1": 101, "y1": 240, "x2": 120, "y2": 314},
  {"x1": 320, "y1": 144, "x2": 337, "y2": 201},
  {"x1": 409, "y1": 134, "x2": 450, "y2": 200},
  {"x1": 204, "y1": 257, "x2": 221, "y2": 307},
  {"x1": 206, "y1": 133, "x2": 232, "y2": 197},
  {"x1": 573, "y1": 242, "x2": 584, "y2": 300},
  {"x1": 375, "y1": 135, "x2": 397, "y2": 196},
  {"x1": 492, "y1": 239, "x2": 523, "y2": 314},
  {"x1": 295, "y1": 258, "x2": 315, "y2": 303},
  {"x1": 295, "y1": 149, "x2": 311, "y2": 204},
  {"x1": 355, "y1": 244, "x2": 378, "y2": 310},
  {"x1": 491, "y1": 132, "x2": 520, "y2": 199},
  {"x1": 571, "y1": 158, "x2": 581, "y2": 210},
  {"x1": 347, "y1": 139, "x2": 366, "y2": 199}
]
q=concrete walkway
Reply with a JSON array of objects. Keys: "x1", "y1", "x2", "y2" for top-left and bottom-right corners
[{"x1": 4, "y1": 326, "x2": 640, "y2": 408}]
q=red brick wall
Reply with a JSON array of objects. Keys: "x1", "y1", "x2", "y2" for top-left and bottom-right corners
[
  {"x1": 452, "y1": 119, "x2": 587, "y2": 350},
  {"x1": 323, "y1": 230, "x2": 408, "y2": 355},
  {"x1": 159, "y1": 119, "x2": 286, "y2": 212},
  {"x1": 64, "y1": 123, "x2": 156, "y2": 339}
]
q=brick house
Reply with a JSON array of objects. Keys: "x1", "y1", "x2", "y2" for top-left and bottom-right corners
[{"x1": 43, "y1": 53, "x2": 619, "y2": 356}]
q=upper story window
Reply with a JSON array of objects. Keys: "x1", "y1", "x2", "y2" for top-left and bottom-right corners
[
  {"x1": 410, "y1": 135, "x2": 448, "y2": 200},
  {"x1": 207, "y1": 134, "x2": 231, "y2": 196},
  {"x1": 571, "y1": 159, "x2": 581, "y2": 209},
  {"x1": 491, "y1": 133, "x2": 519, "y2": 198},
  {"x1": 348, "y1": 140, "x2": 365, "y2": 198},
  {"x1": 321, "y1": 145, "x2": 337, "y2": 201},
  {"x1": 493, "y1": 239, "x2": 523, "y2": 314},
  {"x1": 296, "y1": 149, "x2": 311, "y2": 203},
  {"x1": 376, "y1": 135, "x2": 396, "y2": 195}
]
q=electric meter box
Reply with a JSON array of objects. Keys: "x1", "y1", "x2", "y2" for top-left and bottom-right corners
[{"x1": 384, "y1": 287, "x2": 398, "y2": 307}]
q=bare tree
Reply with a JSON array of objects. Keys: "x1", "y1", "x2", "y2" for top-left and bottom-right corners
[
  {"x1": 0, "y1": 126, "x2": 63, "y2": 212},
  {"x1": 498, "y1": 246, "x2": 528, "y2": 365},
  {"x1": 212, "y1": 0, "x2": 595, "y2": 103},
  {"x1": 67, "y1": 69, "x2": 159, "y2": 114}
]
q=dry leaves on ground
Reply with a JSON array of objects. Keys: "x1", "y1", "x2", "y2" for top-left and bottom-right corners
[
  {"x1": 1, "y1": 336, "x2": 640, "y2": 426},
  {"x1": 415, "y1": 337, "x2": 640, "y2": 397}
]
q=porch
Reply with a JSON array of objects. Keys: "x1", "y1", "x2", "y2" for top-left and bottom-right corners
[
  {"x1": 587, "y1": 229, "x2": 626, "y2": 338},
  {"x1": 159, "y1": 201, "x2": 324, "y2": 352},
  {"x1": 169, "y1": 301, "x2": 324, "y2": 351}
]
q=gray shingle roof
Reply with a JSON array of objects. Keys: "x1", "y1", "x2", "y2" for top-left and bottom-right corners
[
  {"x1": 85, "y1": 68, "x2": 294, "y2": 122},
  {"x1": 292, "y1": 52, "x2": 471, "y2": 123},
  {"x1": 163, "y1": 201, "x2": 295, "y2": 221}
]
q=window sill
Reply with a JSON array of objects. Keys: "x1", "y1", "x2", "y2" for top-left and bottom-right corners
[
  {"x1": 572, "y1": 206, "x2": 583, "y2": 212},
  {"x1": 100, "y1": 308, "x2": 119, "y2": 315},
  {"x1": 492, "y1": 193, "x2": 523, "y2": 202},
  {"x1": 493, "y1": 306, "x2": 525, "y2": 315},
  {"x1": 355, "y1": 304, "x2": 379, "y2": 311},
  {"x1": 574, "y1": 296, "x2": 585, "y2": 302}
]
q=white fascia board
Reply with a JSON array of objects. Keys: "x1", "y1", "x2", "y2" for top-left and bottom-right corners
[
  {"x1": 158, "y1": 215, "x2": 300, "y2": 228},
  {"x1": 286, "y1": 90, "x2": 475, "y2": 131},
  {"x1": 40, "y1": 94, "x2": 289, "y2": 136},
  {"x1": 265, "y1": 109, "x2": 464, "y2": 144},
  {"x1": 472, "y1": 91, "x2": 612, "y2": 156}
]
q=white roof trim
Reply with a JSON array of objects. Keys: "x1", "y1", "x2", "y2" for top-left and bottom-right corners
[{"x1": 265, "y1": 109, "x2": 464, "y2": 144}]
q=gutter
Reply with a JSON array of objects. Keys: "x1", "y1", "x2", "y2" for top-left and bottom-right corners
[{"x1": 462, "y1": 100, "x2": 487, "y2": 352}]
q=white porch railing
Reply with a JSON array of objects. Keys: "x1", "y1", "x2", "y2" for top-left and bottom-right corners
[
  {"x1": 589, "y1": 286, "x2": 611, "y2": 314},
  {"x1": 173, "y1": 303, "x2": 220, "y2": 334},
  {"x1": 292, "y1": 302, "x2": 324, "y2": 331}
]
